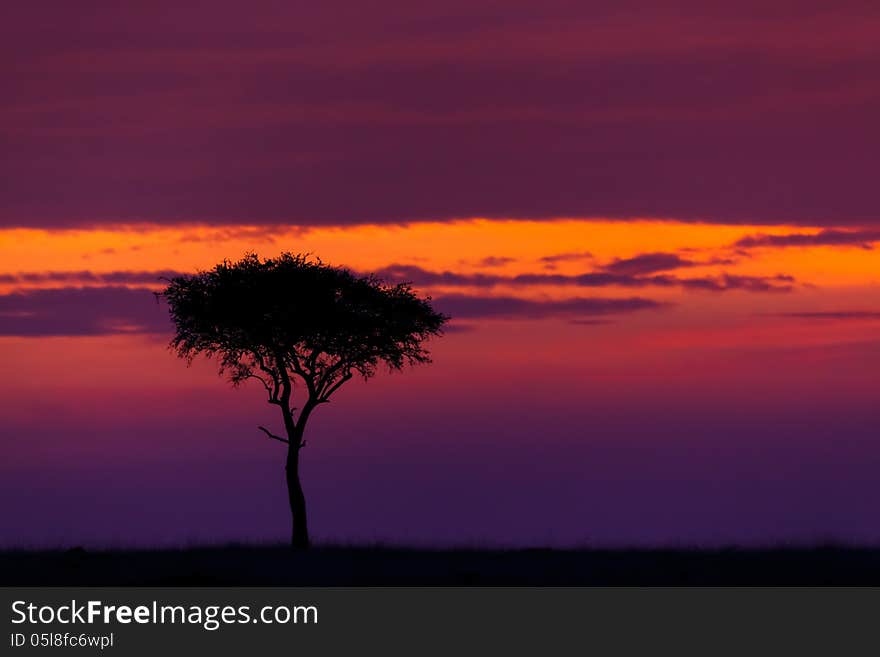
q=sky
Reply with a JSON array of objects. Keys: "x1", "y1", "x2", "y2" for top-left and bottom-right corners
[{"x1": 1, "y1": 1, "x2": 879, "y2": 547}]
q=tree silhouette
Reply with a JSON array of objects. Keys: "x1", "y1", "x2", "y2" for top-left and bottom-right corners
[{"x1": 159, "y1": 253, "x2": 447, "y2": 549}]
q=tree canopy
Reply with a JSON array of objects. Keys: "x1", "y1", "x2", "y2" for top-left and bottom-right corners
[{"x1": 160, "y1": 253, "x2": 448, "y2": 422}]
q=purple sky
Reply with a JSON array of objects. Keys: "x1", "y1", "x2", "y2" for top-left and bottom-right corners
[
  {"x1": 3, "y1": 1, "x2": 880, "y2": 227},
  {"x1": 2, "y1": 320, "x2": 879, "y2": 548},
  {"x1": 2, "y1": 1, "x2": 880, "y2": 548}
]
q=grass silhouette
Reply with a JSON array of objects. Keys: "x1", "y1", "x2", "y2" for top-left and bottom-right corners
[{"x1": 3, "y1": 544, "x2": 880, "y2": 585}]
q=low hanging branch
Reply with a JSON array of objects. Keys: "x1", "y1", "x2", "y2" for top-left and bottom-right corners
[{"x1": 257, "y1": 426, "x2": 288, "y2": 444}]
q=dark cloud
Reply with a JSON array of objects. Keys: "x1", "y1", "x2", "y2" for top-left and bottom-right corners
[
  {"x1": 0, "y1": 259, "x2": 793, "y2": 337},
  {"x1": 600, "y1": 252, "x2": 739, "y2": 275},
  {"x1": 0, "y1": 270, "x2": 183, "y2": 286},
  {"x1": 538, "y1": 252, "x2": 594, "y2": 265},
  {"x1": 373, "y1": 265, "x2": 503, "y2": 287},
  {"x1": 0, "y1": 287, "x2": 170, "y2": 337},
  {"x1": 373, "y1": 264, "x2": 796, "y2": 292},
  {"x1": 2, "y1": 1, "x2": 880, "y2": 228},
  {"x1": 434, "y1": 294, "x2": 665, "y2": 320},
  {"x1": 734, "y1": 230, "x2": 880, "y2": 249},
  {"x1": 601, "y1": 252, "x2": 697, "y2": 275},
  {"x1": 677, "y1": 274, "x2": 795, "y2": 293},
  {"x1": 774, "y1": 311, "x2": 880, "y2": 320},
  {"x1": 0, "y1": 283, "x2": 660, "y2": 336}
]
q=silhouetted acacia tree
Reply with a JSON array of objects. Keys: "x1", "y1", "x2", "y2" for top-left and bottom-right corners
[{"x1": 160, "y1": 253, "x2": 447, "y2": 549}]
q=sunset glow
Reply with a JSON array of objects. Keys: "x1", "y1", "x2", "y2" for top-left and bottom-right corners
[{"x1": 2, "y1": 0, "x2": 879, "y2": 549}]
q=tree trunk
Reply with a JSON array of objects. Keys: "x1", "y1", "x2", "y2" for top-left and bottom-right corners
[{"x1": 286, "y1": 446, "x2": 310, "y2": 550}]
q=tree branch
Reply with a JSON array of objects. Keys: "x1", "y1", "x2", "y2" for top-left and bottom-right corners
[
  {"x1": 247, "y1": 372, "x2": 271, "y2": 390},
  {"x1": 313, "y1": 357, "x2": 350, "y2": 397},
  {"x1": 306, "y1": 346, "x2": 322, "y2": 374},
  {"x1": 257, "y1": 426, "x2": 289, "y2": 444},
  {"x1": 247, "y1": 352, "x2": 283, "y2": 404},
  {"x1": 320, "y1": 371, "x2": 353, "y2": 401},
  {"x1": 287, "y1": 352, "x2": 317, "y2": 397}
]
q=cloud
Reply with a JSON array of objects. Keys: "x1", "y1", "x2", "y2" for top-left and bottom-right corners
[
  {"x1": 676, "y1": 274, "x2": 795, "y2": 293},
  {"x1": 600, "y1": 252, "x2": 697, "y2": 275},
  {"x1": 774, "y1": 311, "x2": 880, "y2": 320},
  {"x1": 3, "y1": 1, "x2": 880, "y2": 228},
  {"x1": 0, "y1": 270, "x2": 183, "y2": 286},
  {"x1": 0, "y1": 287, "x2": 169, "y2": 337},
  {"x1": 538, "y1": 252, "x2": 594, "y2": 265},
  {"x1": 734, "y1": 230, "x2": 880, "y2": 250},
  {"x1": 176, "y1": 227, "x2": 288, "y2": 243},
  {"x1": 373, "y1": 263, "x2": 796, "y2": 292},
  {"x1": 600, "y1": 252, "x2": 740, "y2": 275},
  {"x1": 433, "y1": 294, "x2": 665, "y2": 320},
  {"x1": 372, "y1": 265, "x2": 503, "y2": 287},
  {"x1": 477, "y1": 256, "x2": 517, "y2": 267},
  {"x1": 0, "y1": 282, "x2": 662, "y2": 337}
]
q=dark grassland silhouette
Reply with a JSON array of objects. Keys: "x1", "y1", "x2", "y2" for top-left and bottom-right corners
[
  {"x1": 159, "y1": 253, "x2": 447, "y2": 549},
  {"x1": 5, "y1": 545, "x2": 880, "y2": 586}
]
